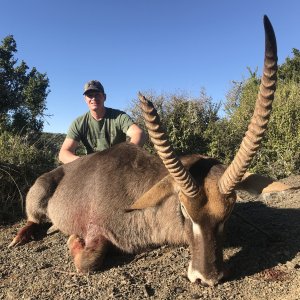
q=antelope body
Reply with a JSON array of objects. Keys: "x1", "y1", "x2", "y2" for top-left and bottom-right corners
[{"x1": 9, "y1": 16, "x2": 277, "y2": 287}]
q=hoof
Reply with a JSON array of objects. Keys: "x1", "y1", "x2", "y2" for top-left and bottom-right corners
[
  {"x1": 47, "y1": 225, "x2": 59, "y2": 235},
  {"x1": 8, "y1": 236, "x2": 22, "y2": 248},
  {"x1": 8, "y1": 221, "x2": 37, "y2": 248},
  {"x1": 8, "y1": 233, "x2": 33, "y2": 248}
]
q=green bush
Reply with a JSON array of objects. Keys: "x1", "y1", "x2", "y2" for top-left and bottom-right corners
[
  {"x1": 0, "y1": 131, "x2": 57, "y2": 223},
  {"x1": 128, "y1": 89, "x2": 220, "y2": 156},
  {"x1": 128, "y1": 76, "x2": 299, "y2": 180},
  {"x1": 251, "y1": 81, "x2": 300, "y2": 178},
  {"x1": 207, "y1": 73, "x2": 300, "y2": 178},
  {"x1": 206, "y1": 76, "x2": 261, "y2": 166}
]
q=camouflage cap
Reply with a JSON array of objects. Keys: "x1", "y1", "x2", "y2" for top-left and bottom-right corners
[{"x1": 83, "y1": 80, "x2": 105, "y2": 95}]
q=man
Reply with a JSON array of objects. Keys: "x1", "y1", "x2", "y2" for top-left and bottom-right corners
[{"x1": 59, "y1": 80, "x2": 145, "y2": 164}]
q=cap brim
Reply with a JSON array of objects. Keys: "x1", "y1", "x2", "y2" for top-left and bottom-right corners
[{"x1": 83, "y1": 88, "x2": 100, "y2": 95}]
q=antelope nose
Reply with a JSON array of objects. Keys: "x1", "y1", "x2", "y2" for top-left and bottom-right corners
[{"x1": 188, "y1": 263, "x2": 224, "y2": 286}]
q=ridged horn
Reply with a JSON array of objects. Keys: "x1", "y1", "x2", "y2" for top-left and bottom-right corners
[
  {"x1": 218, "y1": 15, "x2": 278, "y2": 195},
  {"x1": 138, "y1": 93, "x2": 199, "y2": 198}
]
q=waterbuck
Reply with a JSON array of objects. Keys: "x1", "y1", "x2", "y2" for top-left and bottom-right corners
[{"x1": 9, "y1": 15, "x2": 277, "y2": 286}]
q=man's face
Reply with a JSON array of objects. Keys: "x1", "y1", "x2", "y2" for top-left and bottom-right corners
[{"x1": 84, "y1": 91, "x2": 106, "y2": 112}]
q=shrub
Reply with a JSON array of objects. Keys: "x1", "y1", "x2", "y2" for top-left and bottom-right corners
[
  {"x1": 208, "y1": 73, "x2": 300, "y2": 178},
  {"x1": 251, "y1": 81, "x2": 300, "y2": 178},
  {"x1": 0, "y1": 131, "x2": 57, "y2": 223},
  {"x1": 128, "y1": 89, "x2": 220, "y2": 156}
]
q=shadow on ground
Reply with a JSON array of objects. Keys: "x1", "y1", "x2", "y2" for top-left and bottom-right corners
[{"x1": 224, "y1": 200, "x2": 300, "y2": 280}]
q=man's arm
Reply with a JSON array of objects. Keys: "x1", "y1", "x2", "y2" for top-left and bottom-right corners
[
  {"x1": 58, "y1": 138, "x2": 80, "y2": 164},
  {"x1": 126, "y1": 124, "x2": 146, "y2": 147}
]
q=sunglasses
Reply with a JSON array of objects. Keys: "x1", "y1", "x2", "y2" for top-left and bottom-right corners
[{"x1": 85, "y1": 92, "x2": 101, "y2": 99}]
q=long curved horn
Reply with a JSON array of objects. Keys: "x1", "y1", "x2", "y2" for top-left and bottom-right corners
[
  {"x1": 218, "y1": 15, "x2": 278, "y2": 195},
  {"x1": 138, "y1": 93, "x2": 200, "y2": 198}
]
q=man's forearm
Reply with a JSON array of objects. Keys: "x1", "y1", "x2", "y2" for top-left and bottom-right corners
[
  {"x1": 127, "y1": 124, "x2": 146, "y2": 147},
  {"x1": 58, "y1": 150, "x2": 80, "y2": 164}
]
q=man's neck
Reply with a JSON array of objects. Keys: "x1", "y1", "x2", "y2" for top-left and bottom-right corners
[{"x1": 90, "y1": 107, "x2": 106, "y2": 121}]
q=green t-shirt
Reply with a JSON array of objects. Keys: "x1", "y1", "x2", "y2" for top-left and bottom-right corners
[{"x1": 67, "y1": 107, "x2": 134, "y2": 154}]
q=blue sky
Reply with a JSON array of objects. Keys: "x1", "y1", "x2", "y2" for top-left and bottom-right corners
[{"x1": 1, "y1": 1, "x2": 299, "y2": 133}]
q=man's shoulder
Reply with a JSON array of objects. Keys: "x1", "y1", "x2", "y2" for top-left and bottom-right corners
[
  {"x1": 72, "y1": 112, "x2": 91, "y2": 124},
  {"x1": 105, "y1": 107, "x2": 134, "y2": 129},
  {"x1": 67, "y1": 112, "x2": 90, "y2": 139},
  {"x1": 105, "y1": 107, "x2": 128, "y2": 118}
]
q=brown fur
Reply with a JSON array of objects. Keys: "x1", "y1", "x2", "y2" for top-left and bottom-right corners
[
  {"x1": 9, "y1": 143, "x2": 285, "y2": 285},
  {"x1": 10, "y1": 143, "x2": 231, "y2": 286},
  {"x1": 9, "y1": 140, "x2": 288, "y2": 287},
  {"x1": 238, "y1": 172, "x2": 292, "y2": 194}
]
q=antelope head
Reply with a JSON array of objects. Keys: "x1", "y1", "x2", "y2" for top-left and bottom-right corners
[{"x1": 136, "y1": 15, "x2": 277, "y2": 286}]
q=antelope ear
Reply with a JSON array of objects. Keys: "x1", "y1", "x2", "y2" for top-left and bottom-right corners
[
  {"x1": 236, "y1": 172, "x2": 292, "y2": 195},
  {"x1": 125, "y1": 175, "x2": 176, "y2": 211}
]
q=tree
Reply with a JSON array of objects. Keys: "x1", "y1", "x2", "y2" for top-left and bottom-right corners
[
  {"x1": 278, "y1": 48, "x2": 300, "y2": 83},
  {"x1": 0, "y1": 35, "x2": 51, "y2": 221},
  {"x1": 0, "y1": 35, "x2": 50, "y2": 134}
]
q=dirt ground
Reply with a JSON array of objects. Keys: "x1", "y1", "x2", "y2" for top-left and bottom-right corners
[{"x1": 0, "y1": 175, "x2": 299, "y2": 300}]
